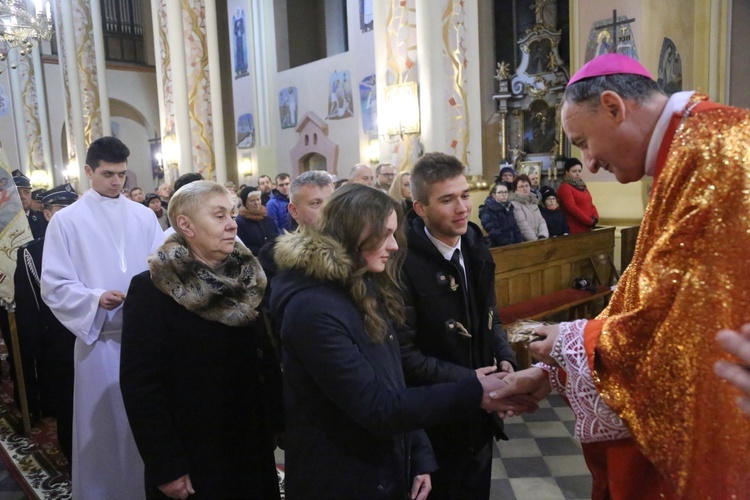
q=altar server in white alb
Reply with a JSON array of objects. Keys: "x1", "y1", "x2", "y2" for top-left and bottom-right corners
[{"x1": 41, "y1": 137, "x2": 165, "y2": 499}]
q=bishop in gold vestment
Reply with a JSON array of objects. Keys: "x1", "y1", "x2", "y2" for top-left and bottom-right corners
[{"x1": 523, "y1": 54, "x2": 750, "y2": 499}]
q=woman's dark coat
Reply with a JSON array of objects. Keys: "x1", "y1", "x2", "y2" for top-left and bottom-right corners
[
  {"x1": 121, "y1": 271, "x2": 282, "y2": 499},
  {"x1": 479, "y1": 196, "x2": 523, "y2": 247},
  {"x1": 270, "y1": 230, "x2": 483, "y2": 499},
  {"x1": 540, "y1": 206, "x2": 570, "y2": 237},
  {"x1": 236, "y1": 214, "x2": 279, "y2": 256}
]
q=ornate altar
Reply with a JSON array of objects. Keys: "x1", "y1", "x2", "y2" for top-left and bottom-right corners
[{"x1": 493, "y1": 0, "x2": 570, "y2": 184}]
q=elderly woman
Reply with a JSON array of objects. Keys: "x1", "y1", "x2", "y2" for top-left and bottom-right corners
[
  {"x1": 121, "y1": 181, "x2": 281, "y2": 499},
  {"x1": 557, "y1": 157, "x2": 599, "y2": 233},
  {"x1": 270, "y1": 184, "x2": 533, "y2": 499},
  {"x1": 509, "y1": 174, "x2": 549, "y2": 241},
  {"x1": 236, "y1": 186, "x2": 279, "y2": 255}
]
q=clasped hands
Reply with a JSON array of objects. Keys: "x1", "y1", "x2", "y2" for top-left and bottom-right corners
[{"x1": 475, "y1": 324, "x2": 561, "y2": 418}]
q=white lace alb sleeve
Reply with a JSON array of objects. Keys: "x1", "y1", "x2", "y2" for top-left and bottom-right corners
[{"x1": 551, "y1": 319, "x2": 631, "y2": 443}]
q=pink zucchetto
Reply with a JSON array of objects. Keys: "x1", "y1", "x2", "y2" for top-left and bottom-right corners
[{"x1": 567, "y1": 53, "x2": 654, "y2": 87}]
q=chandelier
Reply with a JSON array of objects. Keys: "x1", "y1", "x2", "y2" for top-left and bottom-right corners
[{"x1": 0, "y1": 0, "x2": 53, "y2": 72}]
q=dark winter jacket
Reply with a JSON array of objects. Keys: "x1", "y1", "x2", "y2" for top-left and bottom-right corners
[
  {"x1": 397, "y1": 218, "x2": 517, "y2": 451},
  {"x1": 121, "y1": 243, "x2": 281, "y2": 499},
  {"x1": 540, "y1": 206, "x2": 570, "y2": 237},
  {"x1": 479, "y1": 196, "x2": 523, "y2": 247},
  {"x1": 236, "y1": 214, "x2": 279, "y2": 256},
  {"x1": 265, "y1": 189, "x2": 291, "y2": 232},
  {"x1": 270, "y1": 229, "x2": 484, "y2": 499}
]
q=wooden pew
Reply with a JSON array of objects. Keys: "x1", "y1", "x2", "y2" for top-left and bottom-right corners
[{"x1": 491, "y1": 227, "x2": 617, "y2": 367}]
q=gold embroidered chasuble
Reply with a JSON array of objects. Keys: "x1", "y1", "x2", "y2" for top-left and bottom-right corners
[{"x1": 588, "y1": 94, "x2": 750, "y2": 497}]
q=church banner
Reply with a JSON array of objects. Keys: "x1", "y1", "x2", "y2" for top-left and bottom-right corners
[{"x1": 0, "y1": 145, "x2": 33, "y2": 307}]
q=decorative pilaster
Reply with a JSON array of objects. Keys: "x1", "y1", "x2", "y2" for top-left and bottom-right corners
[
  {"x1": 374, "y1": 0, "x2": 419, "y2": 171},
  {"x1": 53, "y1": 0, "x2": 109, "y2": 189},
  {"x1": 154, "y1": 0, "x2": 225, "y2": 183}
]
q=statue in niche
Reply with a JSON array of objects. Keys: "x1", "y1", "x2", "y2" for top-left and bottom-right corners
[{"x1": 530, "y1": 0, "x2": 557, "y2": 29}]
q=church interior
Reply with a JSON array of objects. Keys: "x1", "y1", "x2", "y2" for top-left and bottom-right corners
[
  {"x1": 0, "y1": 0, "x2": 748, "y2": 498},
  {"x1": 1, "y1": 0, "x2": 748, "y2": 263}
]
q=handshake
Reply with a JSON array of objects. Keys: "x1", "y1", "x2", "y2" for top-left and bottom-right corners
[
  {"x1": 474, "y1": 366, "x2": 551, "y2": 418},
  {"x1": 474, "y1": 323, "x2": 560, "y2": 417}
]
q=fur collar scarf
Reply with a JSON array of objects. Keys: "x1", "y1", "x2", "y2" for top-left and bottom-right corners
[
  {"x1": 274, "y1": 228, "x2": 353, "y2": 284},
  {"x1": 509, "y1": 192, "x2": 537, "y2": 205},
  {"x1": 562, "y1": 175, "x2": 588, "y2": 191},
  {"x1": 148, "y1": 234, "x2": 267, "y2": 326}
]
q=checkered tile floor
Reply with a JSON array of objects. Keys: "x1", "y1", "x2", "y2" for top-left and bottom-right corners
[
  {"x1": 490, "y1": 392, "x2": 591, "y2": 499},
  {"x1": 275, "y1": 392, "x2": 591, "y2": 500}
]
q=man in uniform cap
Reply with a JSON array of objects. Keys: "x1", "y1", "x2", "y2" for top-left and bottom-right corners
[
  {"x1": 495, "y1": 53, "x2": 750, "y2": 498},
  {"x1": 30, "y1": 188, "x2": 45, "y2": 212},
  {"x1": 12, "y1": 169, "x2": 47, "y2": 239},
  {"x1": 13, "y1": 183, "x2": 78, "y2": 462}
]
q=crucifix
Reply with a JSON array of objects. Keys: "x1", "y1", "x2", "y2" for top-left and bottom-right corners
[{"x1": 598, "y1": 9, "x2": 636, "y2": 54}]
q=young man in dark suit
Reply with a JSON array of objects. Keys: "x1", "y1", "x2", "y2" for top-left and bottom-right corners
[{"x1": 397, "y1": 152, "x2": 519, "y2": 499}]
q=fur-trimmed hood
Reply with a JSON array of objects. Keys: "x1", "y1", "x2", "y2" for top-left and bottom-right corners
[
  {"x1": 148, "y1": 233, "x2": 266, "y2": 326},
  {"x1": 273, "y1": 228, "x2": 354, "y2": 284}
]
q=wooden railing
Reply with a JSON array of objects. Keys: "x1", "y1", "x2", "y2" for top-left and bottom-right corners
[{"x1": 490, "y1": 227, "x2": 617, "y2": 368}]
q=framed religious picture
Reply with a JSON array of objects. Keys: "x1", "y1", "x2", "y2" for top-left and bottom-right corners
[
  {"x1": 523, "y1": 100, "x2": 556, "y2": 154},
  {"x1": 237, "y1": 113, "x2": 255, "y2": 149},
  {"x1": 327, "y1": 70, "x2": 354, "y2": 120},
  {"x1": 518, "y1": 161, "x2": 542, "y2": 178},
  {"x1": 232, "y1": 8, "x2": 249, "y2": 79},
  {"x1": 279, "y1": 87, "x2": 298, "y2": 129},
  {"x1": 360, "y1": 0, "x2": 373, "y2": 32}
]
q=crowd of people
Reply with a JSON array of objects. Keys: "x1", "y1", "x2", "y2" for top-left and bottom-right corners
[
  {"x1": 2, "y1": 53, "x2": 749, "y2": 500},
  {"x1": 479, "y1": 158, "x2": 599, "y2": 248}
]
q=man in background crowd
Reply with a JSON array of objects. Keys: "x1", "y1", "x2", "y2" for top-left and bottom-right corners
[
  {"x1": 258, "y1": 174, "x2": 274, "y2": 206},
  {"x1": 267, "y1": 173, "x2": 292, "y2": 232},
  {"x1": 13, "y1": 170, "x2": 46, "y2": 239},
  {"x1": 129, "y1": 186, "x2": 145, "y2": 203},
  {"x1": 350, "y1": 163, "x2": 374, "y2": 186},
  {"x1": 374, "y1": 163, "x2": 396, "y2": 192}
]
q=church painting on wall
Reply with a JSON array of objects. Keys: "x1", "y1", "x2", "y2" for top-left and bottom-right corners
[
  {"x1": 327, "y1": 71, "x2": 354, "y2": 120},
  {"x1": 279, "y1": 87, "x2": 298, "y2": 129},
  {"x1": 237, "y1": 113, "x2": 255, "y2": 149},
  {"x1": 233, "y1": 8, "x2": 249, "y2": 79},
  {"x1": 359, "y1": 74, "x2": 377, "y2": 135},
  {"x1": 585, "y1": 14, "x2": 638, "y2": 62},
  {"x1": 658, "y1": 38, "x2": 682, "y2": 96}
]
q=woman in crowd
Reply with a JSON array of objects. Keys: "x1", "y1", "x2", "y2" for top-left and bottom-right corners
[
  {"x1": 236, "y1": 186, "x2": 279, "y2": 256},
  {"x1": 388, "y1": 170, "x2": 414, "y2": 215},
  {"x1": 509, "y1": 174, "x2": 548, "y2": 241},
  {"x1": 539, "y1": 187, "x2": 569, "y2": 237},
  {"x1": 557, "y1": 158, "x2": 599, "y2": 233},
  {"x1": 121, "y1": 181, "x2": 281, "y2": 499},
  {"x1": 479, "y1": 183, "x2": 522, "y2": 247},
  {"x1": 270, "y1": 184, "x2": 534, "y2": 499},
  {"x1": 498, "y1": 165, "x2": 515, "y2": 184}
]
